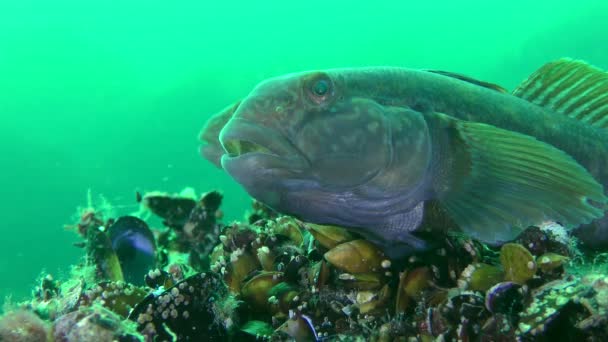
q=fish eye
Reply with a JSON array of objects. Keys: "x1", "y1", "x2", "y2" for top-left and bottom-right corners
[
  {"x1": 306, "y1": 74, "x2": 334, "y2": 104},
  {"x1": 312, "y1": 79, "x2": 329, "y2": 96}
]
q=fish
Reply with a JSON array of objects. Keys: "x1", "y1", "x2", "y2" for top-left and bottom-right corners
[{"x1": 199, "y1": 59, "x2": 608, "y2": 256}]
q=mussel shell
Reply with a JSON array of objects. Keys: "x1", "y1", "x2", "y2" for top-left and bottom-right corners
[
  {"x1": 241, "y1": 271, "x2": 284, "y2": 312},
  {"x1": 200, "y1": 191, "x2": 223, "y2": 212},
  {"x1": 324, "y1": 239, "x2": 385, "y2": 274},
  {"x1": 78, "y1": 281, "x2": 148, "y2": 318},
  {"x1": 128, "y1": 272, "x2": 229, "y2": 341},
  {"x1": 442, "y1": 292, "x2": 487, "y2": 325},
  {"x1": 284, "y1": 254, "x2": 309, "y2": 283},
  {"x1": 86, "y1": 224, "x2": 124, "y2": 282},
  {"x1": 277, "y1": 313, "x2": 318, "y2": 341},
  {"x1": 484, "y1": 281, "x2": 524, "y2": 319},
  {"x1": 500, "y1": 243, "x2": 537, "y2": 284},
  {"x1": 144, "y1": 269, "x2": 174, "y2": 289},
  {"x1": 108, "y1": 216, "x2": 156, "y2": 286},
  {"x1": 141, "y1": 193, "x2": 197, "y2": 228}
]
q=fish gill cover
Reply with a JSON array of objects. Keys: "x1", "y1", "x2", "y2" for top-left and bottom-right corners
[{"x1": 1, "y1": 0, "x2": 608, "y2": 341}]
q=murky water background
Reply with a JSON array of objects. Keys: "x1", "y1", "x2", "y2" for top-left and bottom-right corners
[{"x1": 1, "y1": 0, "x2": 606, "y2": 307}]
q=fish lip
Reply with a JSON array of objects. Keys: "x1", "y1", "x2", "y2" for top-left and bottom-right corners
[{"x1": 219, "y1": 118, "x2": 310, "y2": 171}]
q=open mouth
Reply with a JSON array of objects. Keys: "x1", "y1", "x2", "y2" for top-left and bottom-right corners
[
  {"x1": 222, "y1": 139, "x2": 274, "y2": 157},
  {"x1": 218, "y1": 118, "x2": 310, "y2": 173}
]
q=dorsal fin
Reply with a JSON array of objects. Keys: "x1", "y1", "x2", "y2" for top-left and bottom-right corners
[
  {"x1": 513, "y1": 58, "x2": 608, "y2": 129},
  {"x1": 426, "y1": 70, "x2": 508, "y2": 93}
]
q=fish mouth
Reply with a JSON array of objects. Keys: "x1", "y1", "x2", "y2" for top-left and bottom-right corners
[
  {"x1": 222, "y1": 139, "x2": 274, "y2": 157},
  {"x1": 219, "y1": 118, "x2": 310, "y2": 172}
]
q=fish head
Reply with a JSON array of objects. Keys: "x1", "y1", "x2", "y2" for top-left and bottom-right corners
[
  {"x1": 212, "y1": 69, "x2": 433, "y2": 227},
  {"x1": 199, "y1": 101, "x2": 241, "y2": 168}
]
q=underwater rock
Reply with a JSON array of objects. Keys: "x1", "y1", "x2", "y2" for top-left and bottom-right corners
[
  {"x1": 0, "y1": 309, "x2": 51, "y2": 342},
  {"x1": 108, "y1": 216, "x2": 157, "y2": 286},
  {"x1": 129, "y1": 272, "x2": 234, "y2": 341},
  {"x1": 53, "y1": 306, "x2": 142, "y2": 342},
  {"x1": 517, "y1": 276, "x2": 595, "y2": 339},
  {"x1": 17, "y1": 185, "x2": 608, "y2": 341},
  {"x1": 515, "y1": 224, "x2": 571, "y2": 257}
]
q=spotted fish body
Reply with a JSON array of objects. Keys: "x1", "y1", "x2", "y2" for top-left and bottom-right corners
[{"x1": 200, "y1": 59, "x2": 608, "y2": 255}]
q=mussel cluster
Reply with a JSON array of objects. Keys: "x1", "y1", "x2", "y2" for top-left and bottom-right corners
[{"x1": 3, "y1": 189, "x2": 608, "y2": 341}]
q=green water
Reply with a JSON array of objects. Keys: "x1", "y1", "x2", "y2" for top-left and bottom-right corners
[{"x1": 0, "y1": 0, "x2": 606, "y2": 307}]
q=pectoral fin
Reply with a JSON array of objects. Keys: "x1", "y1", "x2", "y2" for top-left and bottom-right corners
[{"x1": 429, "y1": 112, "x2": 607, "y2": 244}]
